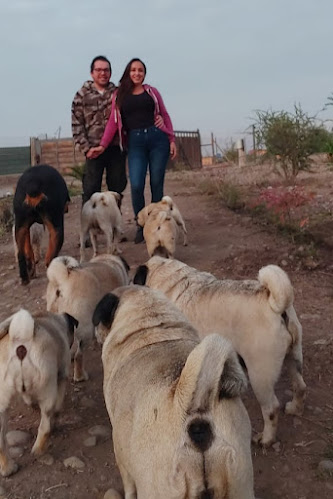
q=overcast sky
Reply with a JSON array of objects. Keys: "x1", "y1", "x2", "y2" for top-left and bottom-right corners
[{"x1": 1, "y1": 0, "x2": 332, "y2": 151}]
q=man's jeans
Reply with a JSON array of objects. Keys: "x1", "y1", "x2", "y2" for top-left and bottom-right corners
[
  {"x1": 128, "y1": 126, "x2": 170, "y2": 217},
  {"x1": 82, "y1": 145, "x2": 127, "y2": 204}
]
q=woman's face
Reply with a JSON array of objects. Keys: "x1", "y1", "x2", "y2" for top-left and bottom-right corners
[{"x1": 130, "y1": 61, "x2": 146, "y2": 85}]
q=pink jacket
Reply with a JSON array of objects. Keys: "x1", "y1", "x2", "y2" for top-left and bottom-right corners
[{"x1": 100, "y1": 84, "x2": 175, "y2": 150}]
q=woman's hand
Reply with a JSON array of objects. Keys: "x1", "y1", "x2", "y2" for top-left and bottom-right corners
[
  {"x1": 155, "y1": 114, "x2": 164, "y2": 128},
  {"x1": 170, "y1": 142, "x2": 177, "y2": 160},
  {"x1": 87, "y1": 146, "x2": 105, "y2": 159}
]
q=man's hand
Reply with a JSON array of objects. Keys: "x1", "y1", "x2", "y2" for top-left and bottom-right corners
[
  {"x1": 170, "y1": 142, "x2": 177, "y2": 160},
  {"x1": 155, "y1": 114, "x2": 164, "y2": 128},
  {"x1": 86, "y1": 146, "x2": 105, "y2": 159}
]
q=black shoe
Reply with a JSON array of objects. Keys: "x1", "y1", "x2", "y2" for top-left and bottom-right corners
[{"x1": 134, "y1": 226, "x2": 144, "y2": 244}]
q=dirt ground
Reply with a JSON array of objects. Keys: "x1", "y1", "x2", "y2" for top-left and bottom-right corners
[{"x1": 0, "y1": 165, "x2": 332, "y2": 499}]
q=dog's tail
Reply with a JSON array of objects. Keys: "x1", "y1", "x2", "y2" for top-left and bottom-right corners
[
  {"x1": 172, "y1": 335, "x2": 251, "y2": 496},
  {"x1": 176, "y1": 335, "x2": 247, "y2": 427},
  {"x1": 7, "y1": 309, "x2": 34, "y2": 363},
  {"x1": 258, "y1": 264, "x2": 294, "y2": 314},
  {"x1": 47, "y1": 255, "x2": 80, "y2": 284}
]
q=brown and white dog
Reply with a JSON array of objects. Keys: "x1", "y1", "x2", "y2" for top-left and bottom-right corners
[
  {"x1": 0, "y1": 309, "x2": 77, "y2": 477},
  {"x1": 137, "y1": 196, "x2": 188, "y2": 258},
  {"x1": 93, "y1": 285, "x2": 255, "y2": 499},
  {"x1": 46, "y1": 254, "x2": 130, "y2": 382},
  {"x1": 133, "y1": 256, "x2": 306, "y2": 447},
  {"x1": 80, "y1": 191, "x2": 123, "y2": 262}
]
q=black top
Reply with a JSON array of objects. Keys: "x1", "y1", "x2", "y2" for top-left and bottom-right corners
[{"x1": 121, "y1": 91, "x2": 155, "y2": 131}]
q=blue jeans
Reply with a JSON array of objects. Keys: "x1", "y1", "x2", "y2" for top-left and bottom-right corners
[{"x1": 128, "y1": 126, "x2": 170, "y2": 217}]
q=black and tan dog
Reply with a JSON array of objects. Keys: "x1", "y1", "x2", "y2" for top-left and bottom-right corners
[
  {"x1": 0, "y1": 309, "x2": 77, "y2": 477},
  {"x1": 13, "y1": 164, "x2": 70, "y2": 284}
]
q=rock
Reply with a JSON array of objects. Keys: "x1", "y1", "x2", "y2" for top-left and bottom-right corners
[
  {"x1": 313, "y1": 406, "x2": 323, "y2": 415},
  {"x1": 104, "y1": 489, "x2": 122, "y2": 499},
  {"x1": 9, "y1": 446, "x2": 24, "y2": 458},
  {"x1": 284, "y1": 389, "x2": 293, "y2": 397},
  {"x1": 318, "y1": 460, "x2": 333, "y2": 475},
  {"x1": 272, "y1": 441, "x2": 281, "y2": 453},
  {"x1": 3, "y1": 278, "x2": 17, "y2": 290},
  {"x1": 39, "y1": 453, "x2": 54, "y2": 465},
  {"x1": 6, "y1": 430, "x2": 30, "y2": 447},
  {"x1": 84, "y1": 436, "x2": 97, "y2": 447},
  {"x1": 281, "y1": 260, "x2": 288, "y2": 267},
  {"x1": 88, "y1": 425, "x2": 111, "y2": 440},
  {"x1": 63, "y1": 456, "x2": 85, "y2": 470}
]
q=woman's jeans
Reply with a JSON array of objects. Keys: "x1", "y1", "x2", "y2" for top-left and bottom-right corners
[{"x1": 128, "y1": 126, "x2": 170, "y2": 217}]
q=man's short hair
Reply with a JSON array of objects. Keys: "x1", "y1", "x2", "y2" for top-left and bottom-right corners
[{"x1": 90, "y1": 56, "x2": 111, "y2": 73}]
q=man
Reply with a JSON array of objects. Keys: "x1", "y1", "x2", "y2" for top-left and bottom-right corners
[{"x1": 71, "y1": 55, "x2": 127, "y2": 204}]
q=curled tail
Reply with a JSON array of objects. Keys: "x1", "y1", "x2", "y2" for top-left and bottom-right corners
[
  {"x1": 176, "y1": 334, "x2": 247, "y2": 444},
  {"x1": 258, "y1": 264, "x2": 294, "y2": 314},
  {"x1": 47, "y1": 255, "x2": 80, "y2": 285}
]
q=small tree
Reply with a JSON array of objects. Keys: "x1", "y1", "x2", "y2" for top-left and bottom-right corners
[{"x1": 253, "y1": 104, "x2": 319, "y2": 181}]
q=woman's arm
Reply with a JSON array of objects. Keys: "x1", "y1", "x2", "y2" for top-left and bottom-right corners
[{"x1": 100, "y1": 93, "x2": 118, "y2": 149}]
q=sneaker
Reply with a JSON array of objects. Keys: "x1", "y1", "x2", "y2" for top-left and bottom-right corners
[{"x1": 134, "y1": 226, "x2": 144, "y2": 244}]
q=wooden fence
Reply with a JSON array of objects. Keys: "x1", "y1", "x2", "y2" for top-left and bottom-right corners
[{"x1": 30, "y1": 130, "x2": 202, "y2": 174}]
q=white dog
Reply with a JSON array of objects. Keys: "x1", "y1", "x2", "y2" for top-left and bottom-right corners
[
  {"x1": 80, "y1": 191, "x2": 123, "y2": 262},
  {"x1": 12, "y1": 222, "x2": 45, "y2": 264},
  {"x1": 46, "y1": 254, "x2": 130, "y2": 382},
  {"x1": 0, "y1": 309, "x2": 77, "y2": 476},
  {"x1": 93, "y1": 285, "x2": 255, "y2": 499},
  {"x1": 137, "y1": 196, "x2": 188, "y2": 258},
  {"x1": 134, "y1": 256, "x2": 306, "y2": 447}
]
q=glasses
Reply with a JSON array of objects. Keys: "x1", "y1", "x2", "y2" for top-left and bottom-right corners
[{"x1": 93, "y1": 68, "x2": 110, "y2": 73}]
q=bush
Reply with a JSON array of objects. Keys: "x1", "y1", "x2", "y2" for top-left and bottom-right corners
[{"x1": 253, "y1": 105, "x2": 321, "y2": 180}]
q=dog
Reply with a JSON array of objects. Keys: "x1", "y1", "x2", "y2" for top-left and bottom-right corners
[
  {"x1": 80, "y1": 191, "x2": 123, "y2": 262},
  {"x1": 12, "y1": 222, "x2": 45, "y2": 264},
  {"x1": 46, "y1": 254, "x2": 130, "y2": 382},
  {"x1": 137, "y1": 196, "x2": 187, "y2": 258},
  {"x1": 13, "y1": 164, "x2": 70, "y2": 285},
  {"x1": 93, "y1": 285, "x2": 255, "y2": 499},
  {"x1": 133, "y1": 256, "x2": 306, "y2": 447},
  {"x1": 0, "y1": 309, "x2": 77, "y2": 477}
]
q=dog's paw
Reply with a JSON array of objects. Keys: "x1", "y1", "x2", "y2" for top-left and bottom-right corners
[
  {"x1": 73, "y1": 370, "x2": 89, "y2": 383},
  {"x1": 1, "y1": 459, "x2": 19, "y2": 477},
  {"x1": 285, "y1": 400, "x2": 304, "y2": 416},
  {"x1": 252, "y1": 432, "x2": 275, "y2": 449}
]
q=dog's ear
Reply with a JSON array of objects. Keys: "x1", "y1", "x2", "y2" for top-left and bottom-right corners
[
  {"x1": 133, "y1": 265, "x2": 148, "y2": 285},
  {"x1": 119, "y1": 256, "x2": 130, "y2": 273},
  {"x1": 93, "y1": 293, "x2": 120, "y2": 328},
  {"x1": 218, "y1": 353, "x2": 248, "y2": 399},
  {"x1": 64, "y1": 313, "x2": 79, "y2": 347}
]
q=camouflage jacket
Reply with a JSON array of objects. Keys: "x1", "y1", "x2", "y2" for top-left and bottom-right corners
[{"x1": 71, "y1": 80, "x2": 118, "y2": 155}]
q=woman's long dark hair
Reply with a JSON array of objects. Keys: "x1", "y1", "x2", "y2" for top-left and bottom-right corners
[{"x1": 116, "y1": 58, "x2": 147, "y2": 109}]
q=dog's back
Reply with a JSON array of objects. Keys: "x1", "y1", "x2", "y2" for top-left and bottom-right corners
[
  {"x1": 144, "y1": 209, "x2": 177, "y2": 258},
  {"x1": 96, "y1": 286, "x2": 254, "y2": 499}
]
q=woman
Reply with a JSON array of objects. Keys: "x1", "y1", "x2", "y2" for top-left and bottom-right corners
[{"x1": 91, "y1": 58, "x2": 177, "y2": 243}]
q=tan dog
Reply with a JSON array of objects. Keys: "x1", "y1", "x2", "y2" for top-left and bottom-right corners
[
  {"x1": 0, "y1": 309, "x2": 77, "y2": 476},
  {"x1": 80, "y1": 191, "x2": 123, "y2": 262},
  {"x1": 93, "y1": 286, "x2": 255, "y2": 499},
  {"x1": 46, "y1": 254, "x2": 130, "y2": 382},
  {"x1": 137, "y1": 196, "x2": 187, "y2": 258},
  {"x1": 134, "y1": 256, "x2": 306, "y2": 447}
]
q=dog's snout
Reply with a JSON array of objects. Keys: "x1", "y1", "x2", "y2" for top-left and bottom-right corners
[{"x1": 16, "y1": 345, "x2": 27, "y2": 361}]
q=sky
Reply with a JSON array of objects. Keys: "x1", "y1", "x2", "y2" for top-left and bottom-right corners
[{"x1": 1, "y1": 0, "x2": 332, "y2": 152}]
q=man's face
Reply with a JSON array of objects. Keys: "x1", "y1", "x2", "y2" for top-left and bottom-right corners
[{"x1": 91, "y1": 60, "x2": 111, "y2": 88}]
